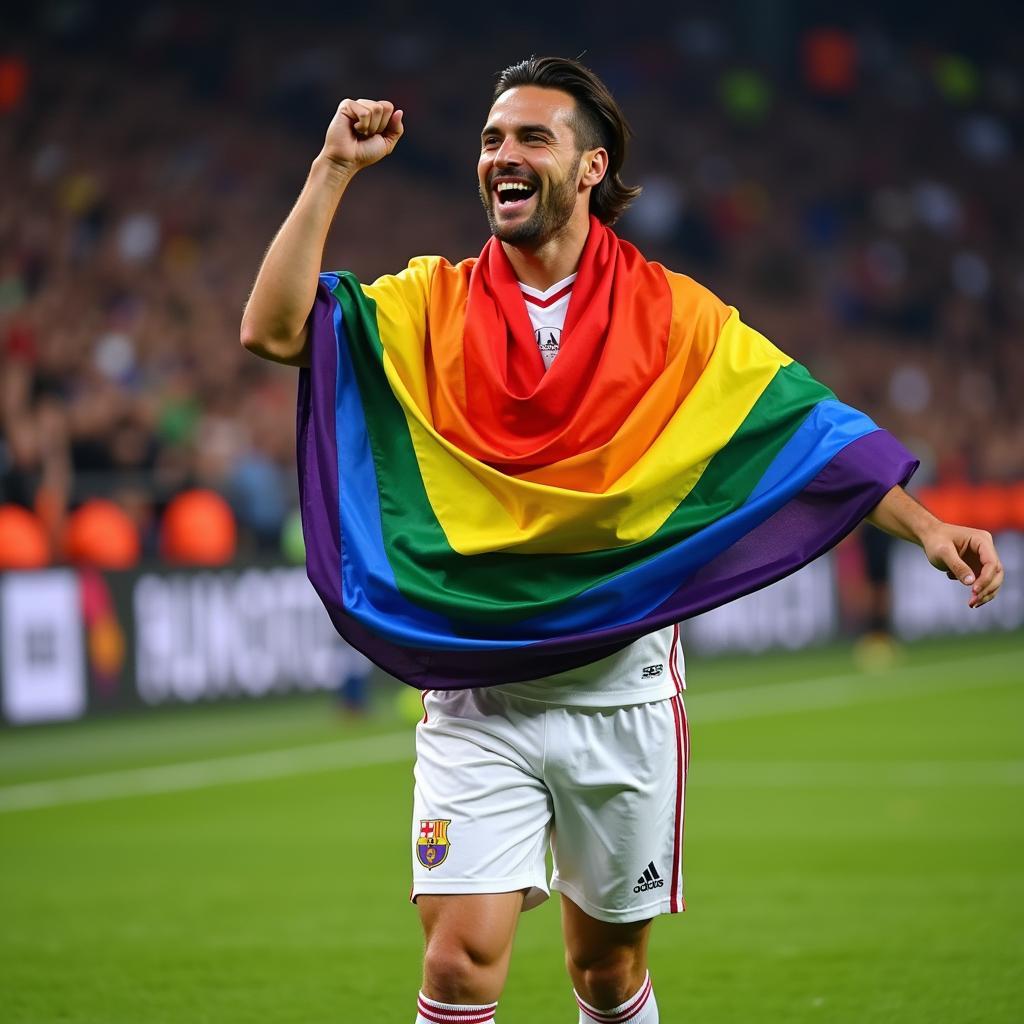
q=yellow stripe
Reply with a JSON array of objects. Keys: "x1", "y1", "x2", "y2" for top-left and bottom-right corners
[
  {"x1": 360, "y1": 256, "x2": 440, "y2": 414},
  {"x1": 364, "y1": 268, "x2": 792, "y2": 555}
]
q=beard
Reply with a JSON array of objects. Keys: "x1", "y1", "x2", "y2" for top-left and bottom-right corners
[{"x1": 479, "y1": 168, "x2": 579, "y2": 247}]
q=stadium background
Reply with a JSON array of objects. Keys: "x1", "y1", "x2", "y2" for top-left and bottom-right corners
[{"x1": 1, "y1": 2, "x2": 1021, "y2": 1021}]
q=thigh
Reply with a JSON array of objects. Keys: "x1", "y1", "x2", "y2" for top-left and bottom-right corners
[
  {"x1": 419, "y1": 891, "x2": 525, "y2": 952},
  {"x1": 547, "y1": 695, "x2": 689, "y2": 923},
  {"x1": 412, "y1": 688, "x2": 553, "y2": 910}
]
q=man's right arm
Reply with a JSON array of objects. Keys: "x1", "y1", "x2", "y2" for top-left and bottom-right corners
[{"x1": 240, "y1": 99, "x2": 404, "y2": 367}]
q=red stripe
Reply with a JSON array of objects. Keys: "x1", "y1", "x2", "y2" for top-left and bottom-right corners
[
  {"x1": 679, "y1": 693, "x2": 690, "y2": 773},
  {"x1": 669, "y1": 695, "x2": 685, "y2": 913},
  {"x1": 417, "y1": 1010, "x2": 493, "y2": 1024},
  {"x1": 669, "y1": 623, "x2": 683, "y2": 694},
  {"x1": 521, "y1": 282, "x2": 573, "y2": 308},
  {"x1": 618, "y1": 981, "x2": 653, "y2": 1023},
  {"x1": 668, "y1": 624, "x2": 690, "y2": 908},
  {"x1": 416, "y1": 998, "x2": 495, "y2": 1023},
  {"x1": 417, "y1": 995, "x2": 497, "y2": 1016},
  {"x1": 677, "y1": 694, "x2": 689, "y2": 907},
  {"x1": 575, "y1": 977, "x2": 652, "y2": 1022},
  {"x1": 575, "y1": 976, "x2": 650, "y2": 1021},
  {"x1": 420, "y1": 689, "x2": 430, "y2": 723}
]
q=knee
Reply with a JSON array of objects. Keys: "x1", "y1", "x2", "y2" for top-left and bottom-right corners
[
  {"x1": 423, "y1": 939, "x2": 502, "y2": 1004},
  {"x1": 567, "y1": 946, "x2": 646, "y2": 1009}
]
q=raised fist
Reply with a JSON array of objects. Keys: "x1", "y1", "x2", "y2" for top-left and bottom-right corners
[{"x1": 321, "y1": 98, "x2": 404, "y2": 173}]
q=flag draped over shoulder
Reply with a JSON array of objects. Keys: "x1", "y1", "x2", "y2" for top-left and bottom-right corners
[{"x1": 298, "y1": 217, "x2": 917, "y2": 689}]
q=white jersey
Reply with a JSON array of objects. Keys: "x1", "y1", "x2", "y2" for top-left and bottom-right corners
[
  {"x1": 520, "y1": 273, "x2": 576, "y2": 370},
  {"x1": 491, "y1": 276, "x2": 683, "y2": 708}
]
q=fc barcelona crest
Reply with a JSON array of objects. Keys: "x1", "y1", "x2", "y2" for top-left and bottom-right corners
[{"x1": 417, "y1": 819, "x2": 451, "y2": 869}]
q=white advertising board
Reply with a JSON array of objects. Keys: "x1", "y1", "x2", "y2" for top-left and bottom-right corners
[
  {"x1": 1, "y1": 570, "x2": 86, "y2": 724},
  {"x1": 133, "y1": 567, "x2": 352, "y2": 704},
  {"x1": 683, "y1": 557, "x2": 837, "y2": 656}
]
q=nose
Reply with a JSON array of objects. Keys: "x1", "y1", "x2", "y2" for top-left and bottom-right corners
[{"x1": 494, "y1": 136, "x2": 523, "y2": 167}]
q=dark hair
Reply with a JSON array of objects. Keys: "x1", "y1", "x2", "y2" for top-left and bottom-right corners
[{"x1": 493, "y1": 56, "x2": 642, "y2": 226}]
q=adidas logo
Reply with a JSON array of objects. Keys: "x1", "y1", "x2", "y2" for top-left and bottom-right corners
[
  {"x1": 641, "y1": 664, "x2": 663, "y2": 679},
  {"x1": 633, "y1": 861, "x2": 665, "y2": 893}
]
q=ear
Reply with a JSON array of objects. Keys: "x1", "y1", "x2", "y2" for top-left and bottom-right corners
[{"x1": 579, "y1": 148, "x2": 609, "y2": 189}]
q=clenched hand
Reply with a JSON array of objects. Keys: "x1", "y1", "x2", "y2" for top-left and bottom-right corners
[{"x1": 322, "y1": 98, "x2": 404, "y2": 174}]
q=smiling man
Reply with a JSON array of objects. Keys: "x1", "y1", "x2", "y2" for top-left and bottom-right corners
[
  {"x1": 241, "y1": 57, "x2": 1003, "y2": 1024},
  {"x1": 481, "y1": 81, "x2": 608, "y2": 258}
]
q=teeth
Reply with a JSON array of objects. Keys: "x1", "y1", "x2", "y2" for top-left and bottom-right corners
[{"x1": 497, "y1": 182, "x2": 532, "y2": 194}]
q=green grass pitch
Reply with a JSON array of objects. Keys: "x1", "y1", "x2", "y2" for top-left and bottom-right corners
[{"x1": 2, "y1": 631, "x2": 1022, "y2": 1023}]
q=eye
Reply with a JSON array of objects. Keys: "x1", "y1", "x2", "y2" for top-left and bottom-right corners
[{"x1": 482, "y1": 135, "x2": 500, "y2": 148}]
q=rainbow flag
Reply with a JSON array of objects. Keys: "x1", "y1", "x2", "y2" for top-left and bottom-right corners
[{"x1": 298, "y1": 221, "x2": 917, "y2": 688}]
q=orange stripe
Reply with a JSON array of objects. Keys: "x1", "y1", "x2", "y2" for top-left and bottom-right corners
[{"x1": 425, "y1": 257, "x2": 472, "y2": 448}]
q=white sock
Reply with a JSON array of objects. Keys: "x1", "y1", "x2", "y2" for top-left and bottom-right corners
[
  {"x1": 415, "y1": 990, "x2": 498, "y2": 1023},
  {"x1": 575, "y1": 972, "x2": 658, "y2": 1023}
]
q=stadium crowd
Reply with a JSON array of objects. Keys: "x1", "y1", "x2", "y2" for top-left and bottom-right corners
[{"x1": 1, "y1": 4, "x2": 1022, "y2": 566}]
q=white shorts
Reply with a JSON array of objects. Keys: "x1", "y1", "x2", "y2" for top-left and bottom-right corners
[{"x1": 411, "y1": 687, "x2": 690, "y2": 923}]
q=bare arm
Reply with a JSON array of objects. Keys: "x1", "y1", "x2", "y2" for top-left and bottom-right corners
[
  {"x1": 867, "y1": 485, "x2": 1004, "y2": 608},
  {"x1": 240, "y1": 99, "x2": 404, "y2": 366}
]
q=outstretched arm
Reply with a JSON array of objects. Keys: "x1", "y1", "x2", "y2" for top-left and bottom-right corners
[
  {"x1": 240, "y1": 99, "x2": 404, "y2": 366},
  {"x1": 867, "y1": 485, "x2": 1004, "y2": 608}
]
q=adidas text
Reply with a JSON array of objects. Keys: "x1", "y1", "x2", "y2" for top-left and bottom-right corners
[{"x1": 633, "y1": 878, "x2": 665, "y2": 893}]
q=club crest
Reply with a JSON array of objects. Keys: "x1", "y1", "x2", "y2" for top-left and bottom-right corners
[{"x1": 417, "y1": 819, "x2": 451, "y2": 869}]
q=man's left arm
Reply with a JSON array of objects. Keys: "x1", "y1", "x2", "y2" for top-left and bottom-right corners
[{"x1": 867, "y1": 485, "x2": 1004, "y2": 608}]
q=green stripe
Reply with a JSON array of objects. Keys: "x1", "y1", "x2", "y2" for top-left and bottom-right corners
[{"x1": 334, "y1": 275, "x2": 833, "y2": 627}]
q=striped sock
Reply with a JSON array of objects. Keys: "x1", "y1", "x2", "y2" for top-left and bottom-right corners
[
  {"x1": 575, "y1": 972, "x2": 658, "y2": 1023},
  {"x1": 415, "y1": 991, "x2": 497, "y2": 1024}
]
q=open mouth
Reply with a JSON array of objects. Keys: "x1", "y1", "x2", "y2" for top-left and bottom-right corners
[{"x1": 493, "y1": 178, "x2": 538, "y2": 211}]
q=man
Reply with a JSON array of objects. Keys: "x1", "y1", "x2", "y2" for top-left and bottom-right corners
[{"x1": 241, "y1": 57, "x2": 1003, "y2": 1024}]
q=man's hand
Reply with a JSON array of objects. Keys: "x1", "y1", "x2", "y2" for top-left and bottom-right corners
[
  {"x1": 919, "y1": 522, "x2": 1003, "y2": 608},
  {"x1": 240, "y1": 96, "x2": 404, "y2": 366},
  {"x1": 322, "y1": 98, "x2": 404, "y2": 175},
  {"x1": 868, "y1": 486, "x2": 1004, "y2": 608}
]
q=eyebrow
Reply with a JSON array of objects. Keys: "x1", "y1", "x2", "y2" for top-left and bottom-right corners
[{"x1": 480, "y1": 122, "x2": 557, "y2": 140}]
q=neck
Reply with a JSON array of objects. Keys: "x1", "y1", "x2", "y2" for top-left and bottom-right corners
[{"x1": 500, "y1": 210, "x2": 591, "y2": 289}]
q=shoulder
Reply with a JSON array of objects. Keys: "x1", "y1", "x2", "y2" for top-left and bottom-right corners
[
  {"x1": 615, "y1": 234, "x2": 731, "y2": 323},
  {"x1": 655, "y1": 264, "x2": 732, "y2": 323},
  {"x1": 349, "y1": 255, "x2": 478, "y2": 297},
  {"x1": 319, "y1": 256, "x2": 478, "y2": 322}
]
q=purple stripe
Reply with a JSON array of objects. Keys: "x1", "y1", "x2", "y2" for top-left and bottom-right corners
[
  {"x1": 297, "y1": 282, "x2": 342, "y2": 621},
  {"x1": 307, "y1": 423, "x2": 917, "y2": 688},
  {"x1": 298, "y1": 280, "x2": 443, "y2": 685},
  {"x1": 296, "y1": 282, "x2": 423, "y2": 679}
]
